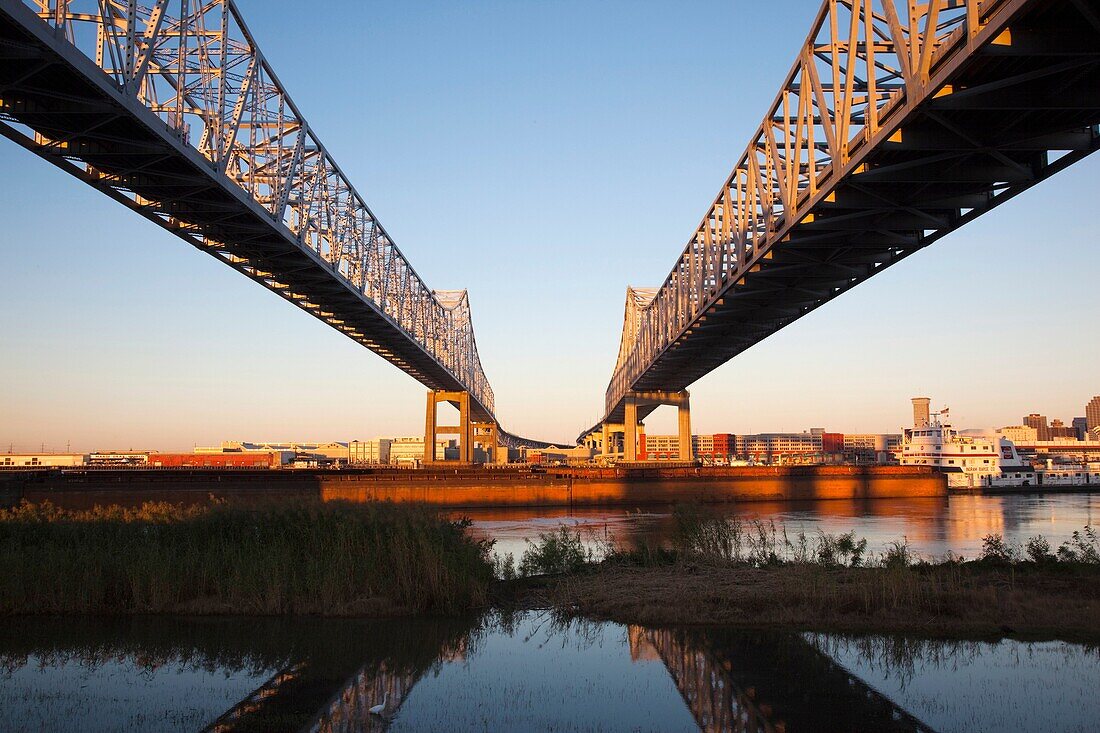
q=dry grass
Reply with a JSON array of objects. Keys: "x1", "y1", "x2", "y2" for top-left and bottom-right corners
[
  {"x1": 530, "y1": 562, "x2": 1100, "y2": 639},
  {"x1": 0, "y1": 500, "x2": 494, "y2": 616}
]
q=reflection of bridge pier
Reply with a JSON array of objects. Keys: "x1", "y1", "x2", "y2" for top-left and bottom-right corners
[
  {"x1": 305, "y1": 662, "x2": 423, "y2": 733},
  {"x1": 629, "y1": 628, "x2": 776, "y2": 732},
  {"x1": 201, "y1": 660, "x2": 421, "y2": 733},
  {"x1": 631, "y1": 627, "x2": 937, "y2": 733},
  {"x1": 194, "y1": 618, "x2": 472, "y2": 732}
]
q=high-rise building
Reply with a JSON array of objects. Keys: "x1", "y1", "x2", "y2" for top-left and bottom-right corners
[
  {"x1": 912, "y1": 397, "x2": 931, "y2": 428},
  {"x1": 1073, "y1": 417, "x2": 1089, "y2": 441},
  {"x1": 1087, "y1": 396, "x2": 1100, "y2": 433},
  {"x1": 1024, "y1": 413, "x2": 1051, "y2": 441}
]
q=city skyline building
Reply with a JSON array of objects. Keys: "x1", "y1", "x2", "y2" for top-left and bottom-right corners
[
  {"x1": 1024, "y1": 414, "x2": 1051, "y2": 441},
  {"x1": 1073, "y1": 417, "x2": 1089, "y2": 441},
  {"x1": 1087, "y1": 396, "x2": 1100, "y2": 434}
]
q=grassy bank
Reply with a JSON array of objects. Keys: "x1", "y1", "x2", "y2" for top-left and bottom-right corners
[
  {"x1": 0, "y1": 500, "x2": 494, "y2": 616},
  {"x1": 503, "y1": 508, "x2": 1100, "y2": 638}
]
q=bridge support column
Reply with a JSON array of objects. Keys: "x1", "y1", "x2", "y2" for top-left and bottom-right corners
[
  {"x1": 623, "y1": 390, "x2": 693, "y2": 463},
  {"x1": 472, "y1": 421, "x2": 502, "y2": 464},
  {"x1": 599, "y1": 423, "x2": 624, "y2": 458},
  {"x1": 424, "y1": 390, "x2": 473, "y2": 464},
  {"x1": 625, "y1": 399, "x2": 638, "y2": 461},
  {"x1": 677, "y1": 396, "x2": 692, "y2": 462}
]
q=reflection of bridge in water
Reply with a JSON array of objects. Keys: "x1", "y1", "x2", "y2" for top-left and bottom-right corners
[
  {"x1": 201, "y1": 637, "x2": 467, "y2": 733},
  {"x1": 176, "y1": 617, "x2": 472, "y2": 733},
  {"x1": 631, "y1": 627, "x2": 937, "y2": 733},
  {"x1": 304, "y1": 660, "x2": 423, "y2": 733}
]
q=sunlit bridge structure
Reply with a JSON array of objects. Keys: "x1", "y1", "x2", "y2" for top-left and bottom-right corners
[
  {"x1": 583, "y1": 0, "x2": 1100, "y2": 458},
  {"x1": 0, "y1": 0, "x2": 554, "y2": 459}
]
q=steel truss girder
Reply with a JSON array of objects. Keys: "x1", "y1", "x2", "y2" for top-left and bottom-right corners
[
  {"x1": 0, "y1": 0, "x2": 527, "y2": 431},
  {"x1": 590, "y1": 0, "x2": 1100, "y2": 441}
]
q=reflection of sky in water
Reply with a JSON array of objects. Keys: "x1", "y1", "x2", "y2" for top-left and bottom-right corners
[
  {"x1": 390, "y1": 613, "x2": 697, "y2": 732},
  {"x1": 0, "y1": 655, "x2": 275, "y2": 733},
  {"x1": 464, "y1": 494, "x2": 1100, "y2": 562},
  {"x1": 808, "y1": 635, "x2": 1100, "y2": 733}
]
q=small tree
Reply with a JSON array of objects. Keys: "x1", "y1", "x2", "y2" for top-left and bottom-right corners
[
  {"x1": 1025, "y1": 535, "x2": 1055, "y2": 564},
  {"x1": 979, "y1": 533, "x2": 1016, "y2": 563}
]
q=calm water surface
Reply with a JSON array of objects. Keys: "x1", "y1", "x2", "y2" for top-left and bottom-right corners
[
  {"x1": 2, "y1": 613, "x2": 1098, "y2": 732},
  {"x1": 462, "y1": 493, "x2": 1100, "y2": 561}
]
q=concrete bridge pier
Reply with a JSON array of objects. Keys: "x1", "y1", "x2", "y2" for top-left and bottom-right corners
[
  {"x1": 623, "y1": 390, "x2": 692, "y2": 462},
  {"x1": 472, "y1": 421, "x2": 503, "y2": 464},
  {"x1": 424, "y1": 389, "x2": 473, "y2": 464},
  {"x1": 424, "y1": 390, "x2": 501, "y2": 464},
  {"x1": 600, "y1": 423, "x2": 629, "y2": 459}
]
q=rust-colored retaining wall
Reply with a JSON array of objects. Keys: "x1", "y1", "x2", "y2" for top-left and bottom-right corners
[
  {"x1": 3, "y1": 465, "x2": 946, "y2": 510},
  {"x1": 320, "y1": 465, "x2": 947, "y2": 508}
]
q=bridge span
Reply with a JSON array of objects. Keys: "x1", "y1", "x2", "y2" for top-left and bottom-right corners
[
  {"x1": 0, "y1": 0, "x2": 555, "y2": 458},
  {"x1": 584, "y1": 0, "x2": 1100, "y2": 459}
]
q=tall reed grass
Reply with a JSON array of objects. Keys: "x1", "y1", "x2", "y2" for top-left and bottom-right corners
[{"x1": 0, "y1": 500, "x2": 494, "y2": 616}]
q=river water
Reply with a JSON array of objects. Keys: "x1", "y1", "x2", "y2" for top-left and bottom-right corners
[
  {"x1": 461, "y1": 493, "x2": 1100, "y2": 562},
  {"x1": 1, "y1": 612, "x2": 1098, "y2": 732}
]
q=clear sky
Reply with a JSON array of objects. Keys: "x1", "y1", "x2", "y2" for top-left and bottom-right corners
[{"x1": 1, "y1": 0, "x2": 1097, "y2": 452}]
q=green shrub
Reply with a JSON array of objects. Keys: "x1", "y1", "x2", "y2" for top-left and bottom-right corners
[{"x1": 519, "y1": 526, "x2": 590, "y2": 576}]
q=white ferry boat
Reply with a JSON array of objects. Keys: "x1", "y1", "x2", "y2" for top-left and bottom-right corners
[{"x1": 898, "y1": 399, "x2": 1099, "y2": 489}]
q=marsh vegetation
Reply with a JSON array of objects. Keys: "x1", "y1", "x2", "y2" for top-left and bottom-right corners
[
  {"x1": 4, "y1": 498, "x2": 1099, "y2": 637},
  {"x1": 0, "y1": 500, "x2": 494, "y2": 616},
  {"x1": 506, "y1": 504, "x2": 1100, "y2": 637}
]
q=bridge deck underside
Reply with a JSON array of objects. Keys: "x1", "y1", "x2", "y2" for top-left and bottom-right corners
[
  {"x1": 0, "y1": 4, "x2": 496, "y2": 422},
  {"x1": 597, "y1": 0, "x2": 1100, "y2": 432}
]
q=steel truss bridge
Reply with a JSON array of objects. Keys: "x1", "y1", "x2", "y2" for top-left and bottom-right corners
[
  {"x1": 0, "y1": 0, "x2": 557, "y2": 449},
  {"x1": 586, "y1": 0, "x2": 1100, "y2": 446},
  {"x1": 1, "y1": 1, "x2": 1098, "y2": 453}
]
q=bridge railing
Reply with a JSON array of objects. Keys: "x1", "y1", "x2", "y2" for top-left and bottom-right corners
[
  {"x1": 21, "y1": 0, "x2": 493, "y2": 414},
  {"x1": 606, "y1": 0, "x2": 1000, "y2": 416}
]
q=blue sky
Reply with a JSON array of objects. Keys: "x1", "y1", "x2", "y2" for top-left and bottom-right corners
[{"x1": 1, "y1": 0, "x2": 1098, "y2": 451}]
